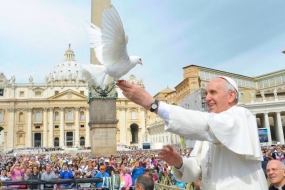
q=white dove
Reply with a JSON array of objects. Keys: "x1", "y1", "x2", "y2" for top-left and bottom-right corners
[{"x1": 82, "y1": 4, "x2": 142, "y2": 88}]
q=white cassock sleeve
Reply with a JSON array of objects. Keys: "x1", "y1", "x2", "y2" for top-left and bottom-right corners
[
  {"x1": 157, "y1": 102, "x2": 263, "y2": 183},
  {"x1": 158, "y1": 102, "x2": 262, "y2": 160},
  {"x1": 158, "y1": 102, "x2": 219, "y2": 143}
]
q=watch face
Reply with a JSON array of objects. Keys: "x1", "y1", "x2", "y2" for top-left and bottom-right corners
[{"x1": 151, "y1": 104, "x2": 158, "y2": 109}]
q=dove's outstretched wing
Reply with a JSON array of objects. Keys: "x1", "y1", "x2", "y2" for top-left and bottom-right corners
[{"x1": 87, "y1": 5, "x2": 129, "y2": 66}]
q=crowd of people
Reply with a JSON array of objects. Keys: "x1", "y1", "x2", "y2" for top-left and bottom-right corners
[{"x1": 0, "y1": 148, "x2": 201, "y2": 190}]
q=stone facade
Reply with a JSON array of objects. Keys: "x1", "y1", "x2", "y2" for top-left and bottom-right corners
[{"x1": 0, "y1": 46, "x2": 146, "y2": 151}]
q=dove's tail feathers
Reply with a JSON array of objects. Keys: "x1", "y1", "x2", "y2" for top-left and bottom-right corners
[{"x1": 81, "y1": 64, "x2": 109, "y2": 88}]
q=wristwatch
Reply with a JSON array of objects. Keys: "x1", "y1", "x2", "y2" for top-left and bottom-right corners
[{"x1": 150, "y1": 99, "x2": 159, "y2": 112}]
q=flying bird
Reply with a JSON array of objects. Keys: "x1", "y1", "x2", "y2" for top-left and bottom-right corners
[{"x1": 82, "y1": 5, "x2": 142, "y2": 88}]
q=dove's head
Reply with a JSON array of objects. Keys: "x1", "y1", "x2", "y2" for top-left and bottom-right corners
[{"x1": 130, "y1": 56, "x2": 142, "y2": 65}]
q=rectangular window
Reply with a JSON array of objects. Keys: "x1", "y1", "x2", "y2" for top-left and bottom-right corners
[
  {"x1": 282, "y1": 75, "x2": 285, "y2": 83},
  {"x1": 209, "y1": 73, "x2": 214, "y2": 80},
  {"x1": 35, "y1": 91, "x2": 42, "y2": 96},
  {"x1": 263, "y1": 79, "x2": 269, "y2": 88},
  {"x1": 35, "y1": 126, "x2": 40, "y2": 129},
  {"x1": 199, "y1": 71, "x2": 205, "y2": 79},
  {"x1": 80, "y1": 125, "x2": 84, "y2": 128},
  {"x1": 269, "y1": 78, "x2": 275, "y2": 86},
  {"x1": 0, "y1": 112, "x2": 3, "y2": 122},
  {"x1": 258, "y1": 81, "x2": 263, "y2": 89},
  {"x1": 205, "y1": 72, "x2": 210, "y2": 80},
  {"x1": 67, "y1": 111, "x2": 72, "y2": 121},
  {"x1": 54, "y1": 125, "x2": 59, "y2": 129},
  {"x1": 0, "y1": 89, "x2": 3, "y2": 96},
  {"x1": 276, "y1": 76, "x2": 281, "y2": 85},
  {"x1": 19, "y1": 91, "x2": 24, "y2": 97}
]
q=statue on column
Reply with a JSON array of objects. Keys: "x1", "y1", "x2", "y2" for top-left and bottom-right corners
[
  {"x1": 29, "y1": 76, "x2": 33, "y2": 84},
  {"x1": 261, "y1": 91, "x2": 265, "y2": 101},
  {"x1": 10, "y1": 76, "x2": 15, "y2": 84},
  {"x1": 250, "y1": 92, "x2": 254, "y2": 100},
  {"x1": 274, "y1": 89, "x2": 278, "y2": 98}
]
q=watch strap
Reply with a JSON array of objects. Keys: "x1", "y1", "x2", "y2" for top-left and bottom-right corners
[{"x1": 150, "y1": 99, "x2": 159, "y2": 112}]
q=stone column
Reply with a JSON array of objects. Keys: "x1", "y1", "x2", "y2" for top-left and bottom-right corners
[
  {"x1": 49, "y1": 108, "x2": 54, "y2": 147},
  {"x1": 59, "y1": 107, "x2": 65, "y2": 148},
  {"x1": 7, "y1": 108, "x2": 15, "y2": 149},
  {"x1": 75, "y1": 107, "x2": 79, "y2": 147},
  {"x1": 26, "y1": 108, "x2": 32, "y2": 147},
  {"x1": 85, "y1": 107, "x2": 90, "y2": 147},
  {"x1": 43, "y1": 108, "x2": 48, "y2": 147},
  {"x1": 263, "y1": 112, "x2": 272, "y2": 145},
  {"x1": 119, "y1": 107, "x2": 127, "y2": 144},
  {"x1": 140, "y1": 107, "x2": 145, "y2": 143},
  {"x1": 4, "y1": 132, "x2": 7, "y2": 150},
  {"x1": 276, "y1": 112, "x2": 284, "y2": 144}
]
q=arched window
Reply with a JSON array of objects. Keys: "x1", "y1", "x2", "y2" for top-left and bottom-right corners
[
  {"x1": 130, "y1": 124, "x2": 139, "y2": 144},
  {"x1": 131, "y1": 110, "x2": 136, "y2": 120},
  {"x1": 67, "y1": 110, "x2": 72, "y2": 121},
  {"x1": 19, "y1": 112, "x2": 24, "y2": 122},
  {"x1": 35, "y1": 111, "x2": 41, "y2": 122},
  {"x1": 80, "y1": 137, "x2": 85, "y2": 146},
  {"x1": 0, "y1": 112, "x2": 3, "y2": 122},
  {"x1": 80, "y1": 111, "x2": 85, "y2": 120},
  {"x1": 54, "y1": 112, "x2": 59, "y2": 121}
]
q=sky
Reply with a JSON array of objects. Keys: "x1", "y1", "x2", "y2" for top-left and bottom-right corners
[{"x1": 0, "y1": 0, "x2": 285, "y2": 96}]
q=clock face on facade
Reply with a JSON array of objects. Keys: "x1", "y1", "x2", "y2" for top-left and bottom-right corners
[{"x1": 0, "y1": 89, "x2": 3, "y2": 96}]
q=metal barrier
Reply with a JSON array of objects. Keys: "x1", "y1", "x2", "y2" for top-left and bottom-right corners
[
  {"x1": 154, "y1": 182, "x2": 184, "y2": 190},
  {"x1": 1, "y1": 178, "x2": 102, "y2": 190}
]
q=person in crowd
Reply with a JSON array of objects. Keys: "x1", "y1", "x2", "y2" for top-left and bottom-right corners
[
  {"x1": 116, "y1": 77, "x2": 268, "y2": 189},
  {"x1": 130, "y1": 160, "x2": 145, "y2": 186},
  {"x1": 262, "y1": 150, "x2": 269, "y2": 179},
  {"x1": 0, "y1": 169, "x2": 10, "y2": 181},
  {"x1": 270, "y1": 145, "x2": 285, "y2": 164},
  {"x1": 28, "y1": 165, "x2": 41, "y2": 189},
  {"x1": 41, "y1": 165, "x2": 56, "y2": 189},
  {"x1": 267, "y1": 160, "x2": 285, "y2": 190},
  {"x1": 10, "y1": 160, "x2": 26, "y2": 189},
  {"x1": 106, "y1": 160, "x2": 115, "y2": 176},
  {"x1": 135, "y1": 174, "x2": 154, "y2": 190},
  {"x1": 24, "y1": 168, "x2": 31, "y2": 180},
  {"x1": 79, "y1": 160, "x2": 88, "y2": 174},
  {"x1": 120, "y1": 166, "x2": 132, "y2": 190},
  {"x1": 95, "y1": 165, "x2": 110, "y2": 189},
  {"x1": 59, "y1": 163, "x2": 74, "y2": 189},
  {"x1": 111, "y1": 170, "x2": 121, "y2": 190}
]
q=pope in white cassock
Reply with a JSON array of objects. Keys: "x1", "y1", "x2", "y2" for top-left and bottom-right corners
[{"x1": 116, "y1": 76, "x2": 268, "y2": 190}]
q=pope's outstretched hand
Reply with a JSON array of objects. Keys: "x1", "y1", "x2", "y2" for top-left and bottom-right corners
[
  {"x1": 156, "y1": 145, "x2": 183, "y2": 169},
  {"x1": 116, "y1": 81, "x2": 155, "y2": 110}
]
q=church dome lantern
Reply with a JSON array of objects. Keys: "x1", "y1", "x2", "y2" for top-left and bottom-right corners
[{"x1": 46, "y1": 44, "x2": 86, "y2": 84}]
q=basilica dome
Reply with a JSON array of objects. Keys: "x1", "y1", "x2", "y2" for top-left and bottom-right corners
[{"x1": 46, "y1": 44, "x2": 86, "y2": 83}]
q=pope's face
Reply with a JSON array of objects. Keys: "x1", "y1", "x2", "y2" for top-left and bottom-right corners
[{"x1": 205, "y1": 78, "x2": 234, "y2": 113}]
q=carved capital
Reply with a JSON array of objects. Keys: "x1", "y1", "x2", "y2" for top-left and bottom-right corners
[{"x1": 7, "y1": 108, "x2": 16, "y2": 112}]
